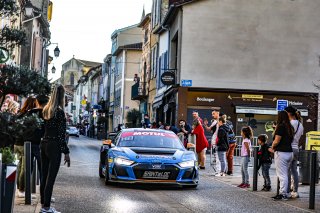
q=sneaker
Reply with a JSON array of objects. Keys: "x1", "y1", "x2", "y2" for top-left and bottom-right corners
[
  {"x1": 226, "y1": 171, "x2": 233, "y2": 176},
  {"x1": 199, "y1": 166, "x2": 205, "y2": 170},
  {"x1": 291, "y1": 192, "x2": 299, "y2": 198},
  {"x1": 240, "y1": 183, "x2": 250, "y2": 188},
  {"x1": 237, "y1": 183, "x2": 245, "y2": 187},
  {"x1": 273, "y1": 194, "x2": 288, "y2": 201},
  {"x1": 220, "y1": 172, "x2": 226, "y2": 176},
  {"x1": 17, "y1": 191, "x2": 25, "y2": 198},
  {"x1": 40, "y1": 207, "x2": 61, "y2": 213}
]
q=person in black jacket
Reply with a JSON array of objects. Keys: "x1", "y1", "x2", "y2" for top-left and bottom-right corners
[
  {"x1": 26, "y1": 95, "x2": 49, "y2": 183},
  {"x1": 257, "y1": 134, "x2": 273, "y2": 191},
  {"x1": 217, "y1": 117, "x2": 229, "y2": 176},
  {"x1": 40, "y1": 85, "x2": 70, "y2": 213}
]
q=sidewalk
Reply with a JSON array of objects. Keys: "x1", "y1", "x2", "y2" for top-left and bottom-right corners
[
  {"x1": 13, "y1": 186, "x2": 41, "y2": 213},
  {"x1": 202, "y1": 155, "x2": 320, "y2": 212}
]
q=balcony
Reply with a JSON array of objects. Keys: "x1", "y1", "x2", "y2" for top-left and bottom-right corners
[{"x1": 131, "y1": 82, "x2": 147, "y2": 100}]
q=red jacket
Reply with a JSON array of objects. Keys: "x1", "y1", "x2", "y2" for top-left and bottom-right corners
[{"x1": 192, "y1": 124, "x2": 209, "y2": 153}]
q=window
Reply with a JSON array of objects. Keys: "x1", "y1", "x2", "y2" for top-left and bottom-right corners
[{"x1": 70, "y1": 72, "x2": 74, "y2": 85}]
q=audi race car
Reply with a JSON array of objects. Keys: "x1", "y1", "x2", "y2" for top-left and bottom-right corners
[{"x1": 99, "y1": 128, "x2": 199, "y2": 188}]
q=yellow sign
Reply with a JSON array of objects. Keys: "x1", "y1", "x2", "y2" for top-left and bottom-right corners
[
  {"x1": 306, "y1": 131, "x2": 320, "y2": 150},
  {"x1": 81, "y1": 99, "x2": 86, "y2": 105},
  {"x1": 242, "y1": 94, "x2": 263, "y2": 99},
  {"x1": 47, "y1": 1, "x2": 53, "y2": 22}
]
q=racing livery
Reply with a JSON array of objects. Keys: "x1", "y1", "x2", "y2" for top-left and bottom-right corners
[{"x1": 99, "y1": 128, "x2": 199, "y2": 188}]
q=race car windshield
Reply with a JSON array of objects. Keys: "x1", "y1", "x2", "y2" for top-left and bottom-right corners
[{"x1": 118, "y1": 132, "x2": 184, "y2": 149}]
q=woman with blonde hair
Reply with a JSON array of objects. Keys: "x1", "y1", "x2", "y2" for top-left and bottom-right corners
[{"x1": 40, "y1": 85, "x2": 70, "y2": 213}]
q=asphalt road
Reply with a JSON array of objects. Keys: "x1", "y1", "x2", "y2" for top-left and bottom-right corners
[{"x1": 50, "y1": 136, "x2": 310, "y2": 213}]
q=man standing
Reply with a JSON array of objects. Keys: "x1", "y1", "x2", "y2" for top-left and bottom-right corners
[{"x1": 221, "y1": 113, "x2": 237, "y2": 176}]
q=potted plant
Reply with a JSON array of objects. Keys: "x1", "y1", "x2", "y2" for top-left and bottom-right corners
[{"x1": 0, "y1": 147, "x2": 17, "y2": 213}]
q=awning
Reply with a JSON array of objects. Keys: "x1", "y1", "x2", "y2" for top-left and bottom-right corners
[
  {"x1": 235, "y1": 106, "x2": 308, "y2": 116},
  {"x1": 152, "y1": 93, "x2": 164, "y2": 108}
]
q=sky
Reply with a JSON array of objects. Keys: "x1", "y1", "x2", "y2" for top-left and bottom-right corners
[{"x1": 47, "y1": 0, "x2": 152, "y2": 81}]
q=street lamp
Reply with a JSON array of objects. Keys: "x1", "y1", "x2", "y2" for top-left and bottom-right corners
[
  {"x1": 53, "y1": 46, "x2": 60, "y2": 57},
  {"x1": 24, "y1": 1, "x2": 34, "y2": 17},
  {"x1": 51, "y1": 65, "x2": 56, "y2": 74},
  {"x1": 80, "y1": 75, "x2": 88, "y2": 85}
]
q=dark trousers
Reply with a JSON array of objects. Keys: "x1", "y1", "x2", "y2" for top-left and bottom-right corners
[
  {"x1": 262, "y1": 163, "x2": 271, "y2": 187},
  {"x1": 40, "y1": 141, "x2": 61, "y2": 208},
  {"x1": 31, "y1": 144, "x2": 42, "y2": 180}
]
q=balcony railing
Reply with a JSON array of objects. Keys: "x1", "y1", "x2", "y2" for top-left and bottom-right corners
[{"x1": 131, "y1": 82, "x2": 147, "y2": 100}]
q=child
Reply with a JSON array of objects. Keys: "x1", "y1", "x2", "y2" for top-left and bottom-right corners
[
  {"x1": 238, "y1": 126, "x2": 253, "y2": 188},
  {"x1": 257, "y1": 134, "x2": 273, "y2": 191}
]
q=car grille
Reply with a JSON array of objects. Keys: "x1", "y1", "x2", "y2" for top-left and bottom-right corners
[
  {"x1": 182, "y1": 168, "x2": 195, "y2": 179},
  {"x1": 133, "y1": 164, "x2": 179, "y2": 180}
]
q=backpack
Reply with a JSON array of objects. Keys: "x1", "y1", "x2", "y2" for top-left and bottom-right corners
[{"x1": 226, "y1": 122, "x2": 236, "y2": 144}]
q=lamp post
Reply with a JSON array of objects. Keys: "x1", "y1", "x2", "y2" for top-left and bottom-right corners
[
  {"x1": 24, "y1": 0, "x2": 34, "y2": 17},
  {"x1": 51, "y1": 65, "x2": 56, "y2": 74}
]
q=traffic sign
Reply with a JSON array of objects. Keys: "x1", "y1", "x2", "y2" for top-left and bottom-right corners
[
  {"x1": 181, "y1": 79, "x2": 192, "y2": 87},
  {"x1": 277, "y1": 99, "x2": 288, "y2": 111}
]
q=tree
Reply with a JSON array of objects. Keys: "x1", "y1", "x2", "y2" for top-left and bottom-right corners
[{"x1": 126, "y1": 109, "x2": 142, "y2": 128}]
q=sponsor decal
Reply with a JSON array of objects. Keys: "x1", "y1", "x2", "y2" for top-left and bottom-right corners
[{"x1": 121, "y1": 131, "x2": 177, "y2": 138}]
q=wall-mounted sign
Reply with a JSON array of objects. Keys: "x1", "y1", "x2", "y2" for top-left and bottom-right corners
[
  {"x1": 242, "y1": 94, "x2": 263, "y2": 99},
  {"x1": 0, "y1": 47, "x2": 9, "y2": 63},
  {"x1": 181, "y1": 79, "x2": 192, "y2": 87},
  {"x1": 277, "y1": 100, "x2": 288, "y2": 111},
  {"x1": 196, "y1": 97, "x2": 215, "y2": 103},
  {"x1": 161, "y1": 72, "x2": 175, "y2": 85}
]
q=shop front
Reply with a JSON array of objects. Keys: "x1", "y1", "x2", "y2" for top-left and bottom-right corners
[{"x1": 178, "y1": 88, "x2": 318, "y2": 145}]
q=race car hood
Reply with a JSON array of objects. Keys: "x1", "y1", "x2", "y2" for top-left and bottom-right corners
[{"x1": 112, "y1": 147, "x2": 196, "y2": 163}]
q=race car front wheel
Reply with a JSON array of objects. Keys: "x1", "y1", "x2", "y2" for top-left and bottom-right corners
[{"x1": 105, "y1": 155, "x2": 111, "y2": 185}]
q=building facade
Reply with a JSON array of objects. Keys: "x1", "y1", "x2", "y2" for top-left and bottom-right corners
[{"x1": 152, "y1": 0, "x2": 320, "y2": 143}]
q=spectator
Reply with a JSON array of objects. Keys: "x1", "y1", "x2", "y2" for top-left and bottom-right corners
[
  {"x1": 143, "y1": 114, "x2": 151, "y2": 128},
  {"x1": 14, "y1": 96, "x2": 38, "y2": 199},
  {"x1": 221, "y1": 114, "x2": 237, "y2": 176},
  {"x1": 164, "y1": 123, "x2": 179, "y2": 134},
  {"x1": 151, "y1": 122, "x2": 157, "y2": 129},
  {"x1": 238, "y1": 126, "x2": 253, "y2": 188},
  {"x1": 192, "y1": 110, "x2": 203, "y2": 124},
  {"x1": 40, "y1": 85, "x2": 70, "y2": 213},
  {"x1": 191, "y1": 118, "x2": 209, "y2": 169},
  {"x1": 271, "y1": 111, "x2": 294, "y2": 201},
  {"x1": 158, "y1": 121, "x2": 164, "y2": 129},
  {"x1": 285, "y1": 106, "x2": 304, "y2": 198},
  {"x1": 257, "y1": 134, "x2": 273, "y2": 191},
  {"x1": 216, "y1": 117, "x2": 229, "y2": 176},
  {"x1": 177, "y1": 119, "x2": 192, "y2": 147}
]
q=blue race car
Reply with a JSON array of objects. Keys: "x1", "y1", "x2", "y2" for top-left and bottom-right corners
[{"x1": 99, "y1": 128, "x2": 199, "y2": 188}]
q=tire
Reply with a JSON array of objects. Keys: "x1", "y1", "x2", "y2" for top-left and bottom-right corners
[
  {"x1": 105, "y1": 155, "x2": 111, "y2": 185},
  {"x1": 99, "y1": 160, "x2": 104, "y2": 178}
]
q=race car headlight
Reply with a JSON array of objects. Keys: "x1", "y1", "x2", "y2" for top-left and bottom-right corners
[
  {"x1": 178, "y1": 160, "x2": 195, "y2": 168},
  {"x1": 115, "y1": 157, "x2": 134, "y2": 166}
]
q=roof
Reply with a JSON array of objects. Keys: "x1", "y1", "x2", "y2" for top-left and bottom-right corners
[
  {"x1": 155, "y1": 0, "x2": 200, "y2": 34},
  {"x1": 111, "y1": 24, "x2": 139, "y2": 39},
  {"x1": 76, "y1": 59, "x2": 102, "y2": 67},
  {"x1": 138, "y1": 13, "x2": 151, "y2": 28},
  {"x1": 112, "y1": 42, "x2": 142, "y2": 56}
]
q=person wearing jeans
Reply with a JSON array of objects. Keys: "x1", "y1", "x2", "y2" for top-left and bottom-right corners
[
  {"x1": 238, "y1": 126, "x2": 253, "y2": 188},
  {"x1": 40, "y1": 85, "x2": 70, "y2": 213},
  {"x1": 285, "y1": 106, "x2": 304, "y2": 198},
  {"x1": 216, "y1": 117, "x2": 230, "y2": 176}
]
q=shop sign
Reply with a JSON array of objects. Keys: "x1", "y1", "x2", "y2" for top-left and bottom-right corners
[
  {"x1": 181, "y1": 79, "x2": 192, "y2": 87},
  {"x1": 289, "y1": 101, "x2": 303, "y2": 106},
  {"x1": 277, "y1": 100, "x2": 288, "y2": 111},
  {"x1": 161, "y1": 72, "x2": 175, "y2": 85},
  {"x1": 242, "y1": 94, "x2": 263, "y2": 99},
  {"x1": 196, "y1": 97, "x2": 215, "y2": 103}
]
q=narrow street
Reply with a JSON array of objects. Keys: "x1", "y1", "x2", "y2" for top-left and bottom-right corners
[{"x1": 49, "y1": 136, "x2": 309, "y2": 213}]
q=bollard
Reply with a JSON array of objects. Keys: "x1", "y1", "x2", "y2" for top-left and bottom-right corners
[
  {"x1": 31, "y1": 159, "x2": 37, "y2": 193},
  {"x1": 276, "y1": 177, "x2": 280, "y2": 196},
  {"x1": 253, "y1": 147, "x2": 259, "y2": 191},
  {"x1": 309, "y1": 152, "x2": 317, "y2": 210},
  {"x1": 0, "y1": 153, "x2": 2, "y2": 212},
  {"x1": 24, "y1": 142, "x2": 32, "y2": 205}
]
